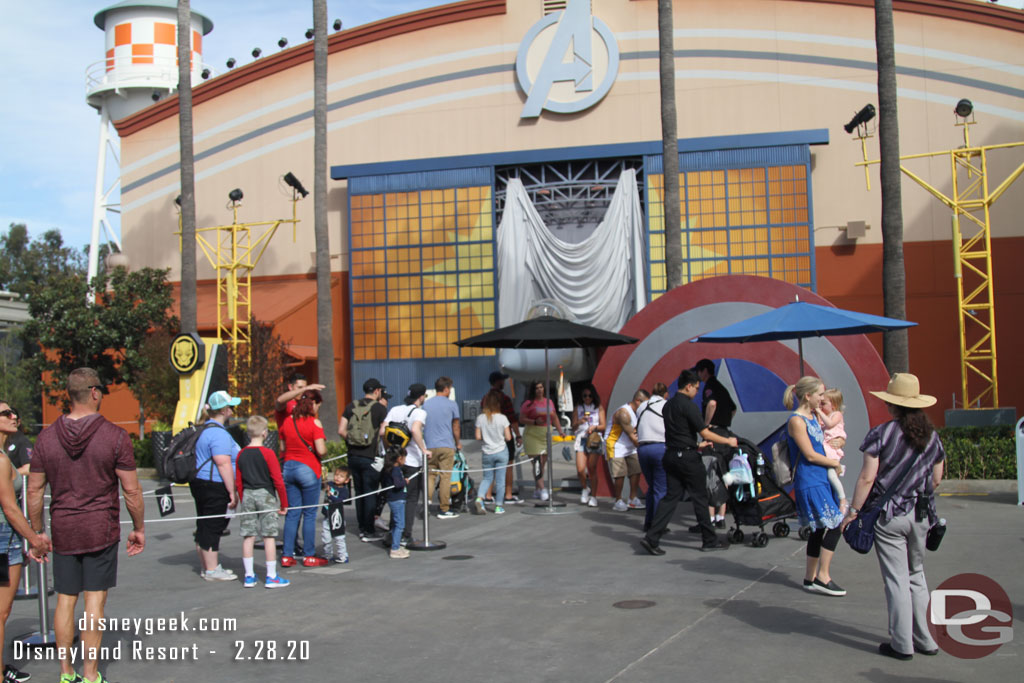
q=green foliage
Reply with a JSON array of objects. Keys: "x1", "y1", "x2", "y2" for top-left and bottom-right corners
[
  {"x1": 23, "y1": 265, "x2": 178, "y2": 406},
  {"x1": 131, "y1": 434, "x2": 155, "y2": 468},
  {"x1": 227, "y1": 317, "x2": 289, "y2": 418},
  {"x1": 937, "y1": 425, "x2": 1016, "y2": 480},
  {"x1": 0, "y1": 327, "x2": 41, "y2": 430},
  {"x1": 133, "y1": 329, "x2": 181, "y2": 423},
  {"x1": 324, "y1": 440, "x2": 348, "y2": 459},
  {"x1": 0, "y1": 223, "x2": 86, "y2": 300}
]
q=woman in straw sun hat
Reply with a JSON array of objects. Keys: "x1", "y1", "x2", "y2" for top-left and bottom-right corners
[{"x1": 842, "y1": 373, "x2": 945, "y2": 661}]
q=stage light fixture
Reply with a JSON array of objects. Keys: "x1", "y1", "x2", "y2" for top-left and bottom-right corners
[
  {"x1": 843, "y1": 103, "x2": 876, "y2": 134},
  {"x1": 955, "y1": 98, "x2": 974, "y2": 118},
  {"x1": 305, "y1": 28, "x2": 314, "y2": 39},
  {"x1": 151, "y1": 90, "x2": 161, "y2": 102},
  {"x1": 278, "y1": 37, "x2": 288, "y2": 48},
  {"x1": 201, "y1": 68, "x2": 211, "y2": 79},
  {"x1": 283, "y1": 172, "x2": 309, "y2": 198},
  {"x1": 333, "y1": 19, "x2": 342, "y2": 31},
  {"x1": 228, "y1": 188, "x2": 244, "y2": 203},
  {"x1": 252, "y1": 47, "x2": 262, "y2": 58},
  {"x1": 174, "y1": 194, "x2": 182, "y2": 206},
  {"x1": 226, "y1": 57, "x2": 236, "y2": 69}
]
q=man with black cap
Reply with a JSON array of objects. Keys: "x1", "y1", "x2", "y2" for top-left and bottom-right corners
[
  {"x1": 384, "y1": 383, "x2": 430, "y2": 546},
  {"x1": 339, "y1": 378, "x2": 389, "y2": 542},
  {"x1": 482, "y1": 371, "x2": 523, "y2": 505},
  {"x1": 695, "y1": 358, "x2": 737, "y2": 528}
]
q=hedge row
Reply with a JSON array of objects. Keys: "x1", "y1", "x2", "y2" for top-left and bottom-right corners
[{"x1": 936, "y1": 425, "x2": 1017, "y2": 480}]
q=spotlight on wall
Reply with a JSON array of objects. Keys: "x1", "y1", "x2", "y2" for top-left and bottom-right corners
[
  {"x1": 252, "y1": 47, "x2": 262, "y2": 58},
  {"x1": 174, "y1": 194, "x2": 182, "y2": 206},
  {"x1": 305, "y1": 28, "x2": 314, "y2": 40},
  {"x1": 201, "y1": 68, "x2": 211, "y2": 79},
  {"x1": 333, "y1": 19, "x2": 342, "y2": 31},
  {"x1": 954, "y1": 98, "x2": 974, "y2": 119},
  {"x1": 226, "y1": 57, "x2": 236, "y2": 69},
  {"x1": 843, "y1": 103, "x2": 876, "y2": 134},
  {"x1": 151, "y1": 90, "x2": 161, "y2": 102},
  {"x1": 283, "y1": 172, "x2": 309, "y2": 198},
  {"x1": 278, "y1": 37, "x2": 288, "y2": 48},
  {"x1": 228, "y1": 188, "x2": 244, "y2": 204}
]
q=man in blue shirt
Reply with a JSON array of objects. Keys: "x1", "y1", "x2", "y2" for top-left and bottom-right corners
[
  {"x1": 422, "y1": 377, "x2": 462, "y2": 519},
  {"x1": 192, "y1": 390, "x2": 242, "y2": 581}
]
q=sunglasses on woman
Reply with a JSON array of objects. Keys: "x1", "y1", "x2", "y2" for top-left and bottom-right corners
[{"x1": 0, "y1": 410, "x2": 15, "y2": 418}]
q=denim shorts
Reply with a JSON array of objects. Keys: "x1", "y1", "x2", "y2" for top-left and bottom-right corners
[{"x1": 0, "y1": 523, "x2": 24, "y2": 566}]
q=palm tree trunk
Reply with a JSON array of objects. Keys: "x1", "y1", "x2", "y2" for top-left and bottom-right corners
[
  {"x1": 177, "y1": 0, "x2": 197, "y2": 333},
  {"x1": 658, "y1": 0, "x2": 682, "y2": 290},
  {"x1": 313, "y1": 0, "x2": 338, "y2": 433},
  {"x1": 875, "y1": 0, "x2": 908, "y2": 372}
]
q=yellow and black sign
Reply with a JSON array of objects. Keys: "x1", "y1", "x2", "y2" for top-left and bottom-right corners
[{"x1": 169, "y1": 332, "x2": 205, "y2": 374}]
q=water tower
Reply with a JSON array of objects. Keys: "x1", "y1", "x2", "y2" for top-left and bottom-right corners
[{"x1": 85, "y1": 0, "x2": 213, "y2": 284}]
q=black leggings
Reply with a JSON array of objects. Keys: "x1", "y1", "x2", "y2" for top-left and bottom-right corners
[{"x1": 806, "y1": 526, "x2": 842, "y2": 558}]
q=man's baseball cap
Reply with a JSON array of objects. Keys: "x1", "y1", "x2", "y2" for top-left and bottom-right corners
[
  {"x1": 208, "y1": 390, "x2": 241, "y2": 411},
  {"x1": 405, "y1": 383, "x2": 427, "y2": 404},
  {"x1": 363, "y1": 377, "x2": 385, "y2": 394},
  {"x1": 488, "y1": 371, "x2": 509, "y2": 384}
]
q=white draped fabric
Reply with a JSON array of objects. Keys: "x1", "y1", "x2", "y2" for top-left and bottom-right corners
[{"x1": 496, "y1": 169, "x2": 647, "y2": 331}]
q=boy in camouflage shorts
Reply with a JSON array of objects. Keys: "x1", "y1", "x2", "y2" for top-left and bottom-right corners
[{"x1": 236, "y1": 416, "x2": 291, "y2": 588}]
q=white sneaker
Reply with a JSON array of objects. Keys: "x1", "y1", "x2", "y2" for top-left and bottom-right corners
[
  {"x1": 580, "y1": 487, "x2": 591, "y2": 504},
  {"x1": 587, "y1": 496, "x2": 599, "y2": 508},
  {"x1": 532, "y1": 488, "x2": 543, "y2": 499},
  {"x1": 629, "y1": 497, "x2": 646, "y2": 510},
  {"x1": 202, "y1": 567, "x2": 236, "y2": 582},
  {"x1": 539, "y1": 488, "x2": 550, "y2": 501},
  {"x1": 612, "y1": 499, "x2": 629, "y2": 512}
]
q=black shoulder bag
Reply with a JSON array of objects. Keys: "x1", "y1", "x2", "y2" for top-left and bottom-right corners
[{"x1": 843, "y1": 455, "x2": 916, "y2": 554}]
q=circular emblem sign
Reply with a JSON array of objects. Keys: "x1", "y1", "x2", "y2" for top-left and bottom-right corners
[
  {"x1": 169, "y1": 332, "x2": 204, "y2": 375},
  {"x1": 928, "y1": 573, "x2": 1013, "y2": 659}
]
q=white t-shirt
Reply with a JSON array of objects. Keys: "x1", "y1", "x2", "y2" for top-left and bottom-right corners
[
  {"x1": 636, "y1": 395, "x2": 667, "y2": 444},
  {"x1": 385, "y1": 403, "x2": 428, "y2": 467},
  {"x1": 475, "y1": 412, "x2": 511, "y2": 455}
]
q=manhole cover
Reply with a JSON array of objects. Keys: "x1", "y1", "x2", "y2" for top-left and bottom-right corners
[
  {"x1": 442, "y1": 555, "x2": 474, "y2": 561},
  {"x1": 613, "y1": 600, "x2": 656, "y2": 609}
]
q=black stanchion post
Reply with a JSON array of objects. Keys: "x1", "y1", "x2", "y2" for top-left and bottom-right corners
[
  {"x1": 16, "y1": 497, "x2": 56, "y2": 648},
  {"x1": 408, "y1": 462, "x2": 445, "y2": 551}
]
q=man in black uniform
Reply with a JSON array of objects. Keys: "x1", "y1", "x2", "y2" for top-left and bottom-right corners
[
  {"x1": 338, "y1": 378, "x2": 389, "y2": 543},
  {"x1": 640, "y1": 369, "x2": 737, "y2": 555},
  {"x1": 695, "y1": 358, "x2": 737, "y2": 528}
]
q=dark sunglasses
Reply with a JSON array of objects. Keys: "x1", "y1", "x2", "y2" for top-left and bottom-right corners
[
  {"x1": 89, "y1": 385, "x2": 110, "y2": 395},
  {"x1": 0, "y1": 410, "x2": 15, "y2": 418}
]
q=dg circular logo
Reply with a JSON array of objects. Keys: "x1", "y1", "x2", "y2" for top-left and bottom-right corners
[
  {"x1": 169, "y1": 332, "x2": 205, "y2": 375},
  {"x1": 928, "y1": 573, "x2": 1013, "y2": 658}
]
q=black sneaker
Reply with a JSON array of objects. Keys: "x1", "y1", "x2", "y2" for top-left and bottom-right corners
[
  {"x1": 802, "y1": 579, "x2": 816, "y2": 591},
  {"x1": 812, "y1": 578, "x2": 847, "y2": 596},
  {"x1": 700, "y1": 540, "x2": 727, "y2": 552},
  {"x1": 714, "y1": 519, "x2": 726, "y2": 529},
  {"x1": 879, "y1": 642, "x2": 913, "y2": 661},
  {"x1": 914, "y1": 644, "x2": 939, "y2": 656},
  {"x1": 3, "y1": 665, "x2": 30, "y2": 682},
  {"x1": 688, "y1": 524, "x2": 701, "y2": 533},
  {"x1": 640, "y1": 537, "x2": 666, "y2": 556}
]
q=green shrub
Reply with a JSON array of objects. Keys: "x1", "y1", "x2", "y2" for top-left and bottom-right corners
[
  {"x1": 938, "y1": 425, "x2": 1016, "y2": 479},
  {"x1": 132, "y1": 435, "x2": 154, "y2": 468}
]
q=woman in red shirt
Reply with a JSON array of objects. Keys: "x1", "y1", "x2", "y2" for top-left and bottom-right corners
[
  {"x1": 278, "y1": 389, "x2": 328, "y2": 567},
  {"x1": 520, "y1": 381, "x2": 564, "y2": 501}
]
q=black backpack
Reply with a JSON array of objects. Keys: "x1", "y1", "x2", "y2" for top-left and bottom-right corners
[{"x1": 157, "y1": 422, "x2": 225, "y2": 484}]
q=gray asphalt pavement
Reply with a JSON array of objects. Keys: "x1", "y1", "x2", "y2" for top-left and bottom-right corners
[{"x1": 6, "y1": 441, "x2": 1020, "y2": 682}]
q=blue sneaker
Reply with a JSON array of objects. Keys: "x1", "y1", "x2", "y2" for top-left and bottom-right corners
[
  {"x1": 243, "y1": 575, "x2": 257, "y2": 588},
  {"x1": 265, "y1": 575, "x2": 290, "y2": 589}
]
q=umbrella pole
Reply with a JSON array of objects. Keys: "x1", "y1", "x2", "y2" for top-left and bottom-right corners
[
  {"x1": 799, "y1": 338, "x2": 805, "y2": 376},
  {"x1": 522, "y1": 343, "x2": 573, "y2": 515}
]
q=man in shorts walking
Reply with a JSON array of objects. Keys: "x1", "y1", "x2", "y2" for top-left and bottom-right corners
[{"x1": 28, "y1": 368, "x2": 145, "y2": 683}]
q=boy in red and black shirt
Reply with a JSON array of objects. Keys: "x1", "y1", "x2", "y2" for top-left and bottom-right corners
[{"x1": 236, "y1": 416, "x2": 290, "y2": 589}]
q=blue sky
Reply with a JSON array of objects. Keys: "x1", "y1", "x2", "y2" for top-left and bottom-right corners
[{"x1": 0, "y1": 0, "x2": 444, "y2": 253}]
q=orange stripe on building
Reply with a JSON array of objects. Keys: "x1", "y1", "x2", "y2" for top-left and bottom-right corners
[
  {"x1": 193, "y1": 29, "x2": 202, "y2": 53},
  {"x1": 132, "y1": 43, "x2": 154, "y2": 64},
  {"x1": 105, "y1": 48, "x2": 115, "y2": 72},
  {"x1": 154, "y1": 22, "x2": 175, "y2": 45},
  {"x1": 114, "y1": 23, "x2": 131, "y2": 46}
]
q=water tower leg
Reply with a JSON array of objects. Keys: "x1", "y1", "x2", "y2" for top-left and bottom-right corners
[{"x1": 87, "y1": 107, "x2": 111, "y2": 292}]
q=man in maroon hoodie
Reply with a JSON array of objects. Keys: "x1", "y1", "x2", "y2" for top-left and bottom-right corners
[{"x1": 28, "y1": 368, "x2": 145, "y2": 683}]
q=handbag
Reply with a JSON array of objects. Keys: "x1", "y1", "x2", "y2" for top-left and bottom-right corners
[
  {"x1": 291, "y1": 414, "x2": 321, "y2": 461},
  {"x1": 843, "y1": 456, "x2": 916, "y2": 554}
]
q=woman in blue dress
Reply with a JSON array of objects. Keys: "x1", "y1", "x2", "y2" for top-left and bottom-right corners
[{"x1": 784, "y1": 376, "x2": 846, "y2": 596}]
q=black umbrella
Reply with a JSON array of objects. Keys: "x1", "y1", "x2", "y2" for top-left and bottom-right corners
[{"x1": 456, "y1": 316, "x2": 638, "y2": 514}]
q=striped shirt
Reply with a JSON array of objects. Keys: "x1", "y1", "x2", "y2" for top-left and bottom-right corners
[{"x1": 859, "y1": 420, "x2": 946, "y2": 522}]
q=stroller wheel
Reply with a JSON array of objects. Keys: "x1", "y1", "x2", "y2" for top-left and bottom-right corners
[
  {"x1": 798, "y1": 526, "x2": 811, "y2": 541},
  {"x1": 753, "y1": 532, "x2": 769, "y2": 547},
  {"x1": 730, "y1": 529, "x2": 745, "y2": 544},
  {"x1": 772, "y1": 522, "x2": 790, "y2": 537}
]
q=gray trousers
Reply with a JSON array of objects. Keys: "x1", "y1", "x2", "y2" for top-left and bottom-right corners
[{"x1": 873, "y1": 514, "x2": 938, "y2": 654}]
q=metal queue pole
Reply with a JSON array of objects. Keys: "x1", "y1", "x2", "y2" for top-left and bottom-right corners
[
  {"x1": 523, "y1": 345, "x2": 576, "y2": 516},
  {"x1": 16, "y1": 481, "x2": 56, "y2": 648},
  {"x1": 15, "y1": 475, "x2": 37, "y2": 600},
  {"x1": 408, "y1": 453, "x2": 446, "y2": 551}
]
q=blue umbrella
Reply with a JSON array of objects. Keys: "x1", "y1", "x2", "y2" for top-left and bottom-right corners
[{"x1": 690, "y1": 300, "x2": 916, "y2": 375}]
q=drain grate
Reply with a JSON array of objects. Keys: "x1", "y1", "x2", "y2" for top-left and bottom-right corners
[
  {"x1": 442, "y1": 555, "x2": 474, "y2": 561},
  {"x1": 613, "y1": 600, "x2": 656, "y2": 609}
]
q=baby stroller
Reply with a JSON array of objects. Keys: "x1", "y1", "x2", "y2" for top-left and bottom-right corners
[
  {"x1": 723, "y1": 437, "x2": 798, "y2": 547},
  {"x1": 448, "y1": 450, "x2": 476, "y2": 513}
]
